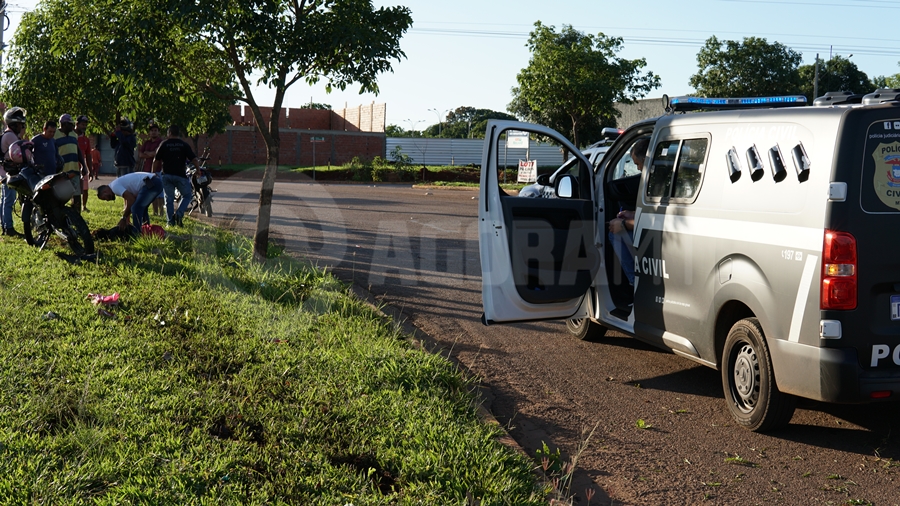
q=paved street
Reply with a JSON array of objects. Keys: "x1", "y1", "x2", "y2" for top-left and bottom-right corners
[{"x1": 196, "y1": 176, "x2": 900, "y2": 505}]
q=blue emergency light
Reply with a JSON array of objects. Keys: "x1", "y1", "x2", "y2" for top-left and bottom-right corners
[{"x1": 669, "y1": 95, "x2": 807, "y2": 112}]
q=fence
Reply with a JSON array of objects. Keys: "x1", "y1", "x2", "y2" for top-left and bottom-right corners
[{"x1": 386, "y1": 137, "x2": 567, "y2": 167}]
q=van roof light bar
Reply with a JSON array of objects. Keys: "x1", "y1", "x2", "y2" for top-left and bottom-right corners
[
  {"x1": 862, "y1": 88, "x2": 900, "y2": 106},
  {"x1": 667, "y1": 95, "x2": 807, "y2": 113},
  {"x1": 813, "y1": 91, "x2": 864, "y2": 106}
]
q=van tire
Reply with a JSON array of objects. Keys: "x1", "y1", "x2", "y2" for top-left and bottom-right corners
[
  {"x1": 722, "y1": 318, "x2": 796, "y2": 432},
  {"x1": 566, "y1": 318, "x2": 607, "y2": 341}
]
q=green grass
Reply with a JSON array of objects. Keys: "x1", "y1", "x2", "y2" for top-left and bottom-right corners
[{"x1": 0, "y1": 202, "x2": 543, "y2": 504}]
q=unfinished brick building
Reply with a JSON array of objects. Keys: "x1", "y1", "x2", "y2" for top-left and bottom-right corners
[{"x1": 200, "y1": 103, "x2": 387, "y2": 167}]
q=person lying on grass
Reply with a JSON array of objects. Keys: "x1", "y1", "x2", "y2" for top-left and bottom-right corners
[{"x1": 96, "y1": 172, "x2": 163, "y2": 232}]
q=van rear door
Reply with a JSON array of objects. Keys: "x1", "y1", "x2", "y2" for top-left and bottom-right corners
[{"x1": 830, "y1": 107, "x2": 900, "y2": 373}]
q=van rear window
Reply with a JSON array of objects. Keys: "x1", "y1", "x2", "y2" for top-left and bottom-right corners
[{"x1": 861, "y1": 120, "x2": 900, "y2": 213}]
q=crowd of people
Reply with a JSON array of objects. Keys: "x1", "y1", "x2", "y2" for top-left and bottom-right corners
[{"x1": 0, "y1": 107, "x2": 202, "y2": 239}]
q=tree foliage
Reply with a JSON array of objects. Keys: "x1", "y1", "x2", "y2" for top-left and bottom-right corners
[
  {"x1": 420, "y1": 107, "x2": 516, "y2": 139},
  {"x1": 508, "y1": 22, "x2": 659, "y2": 148},
  {"x1": 798, "y1": 56, "x2": 873, "y2": 100},
  {"x1": 0, "y1": 0, "x2": 234, "y2": 138},
  {"x1": 181, "y1": 0, "x2": 412, "y2": 260},
  {"x1": 689, "y1": 36, "x2": 802, "y2": 97},
  {"x1": 872, "y1": 61, "x2": 900, "y2": 90}
]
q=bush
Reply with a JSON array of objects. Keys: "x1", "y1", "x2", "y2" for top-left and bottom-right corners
[
  {"x1": 370, "y1": 156, "x2": 418, "y2": 182},
  {"x1": 346, "y1": 156, "x2": 373, "y2": 181}
]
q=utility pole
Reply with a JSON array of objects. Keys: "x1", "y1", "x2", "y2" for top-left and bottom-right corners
[
  {"x1": 814, "y1": 53, "x2": 819, "y2": 100},
  {"x1": 0, "y1": 0, "x2": 7, "y2": 69}
]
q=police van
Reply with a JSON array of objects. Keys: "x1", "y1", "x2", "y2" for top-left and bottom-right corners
[{"x1": 478, "y1": 91, "x2": 900, "y2": 431}]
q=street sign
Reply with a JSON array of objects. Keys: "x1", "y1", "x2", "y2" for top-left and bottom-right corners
[
  {"x1": 311, "y1": 136, "x2": 326, "y2": 143},
  {"x1": 517, "y1": 159, "x2": 537, "y2": 183},
  {"x1": 506, "y1": 131, "x2": 529, "y2": 149}
]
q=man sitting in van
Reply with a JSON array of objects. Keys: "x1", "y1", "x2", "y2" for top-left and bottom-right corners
[{"x1": 608, "y1": 137, "x2": 649, "y2": 286}]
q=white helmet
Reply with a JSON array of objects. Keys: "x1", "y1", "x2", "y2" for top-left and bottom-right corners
[{"x1": 3, "y1": 107, "x2": 26, "y2": 126}]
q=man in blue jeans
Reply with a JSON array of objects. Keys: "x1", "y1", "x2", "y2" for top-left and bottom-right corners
[
  {"x1": 153, "y1": 125, "x2": 200, "y2": 227},
  {"x1": 0, "y1": 107, "x2": 28, "y2": 236},
  {"x1": 96, "y1": 172, "x2": 163, "y2": 231},
  {"x1": 608, "y1": 137, "x2": 650, "y2": 286}
]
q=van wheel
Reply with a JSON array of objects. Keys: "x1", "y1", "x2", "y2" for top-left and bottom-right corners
[
  {"x1": 722, "y1": 318, "x2": 796, "y2": 432},
  {"x1": 566, "y1": 318, "x2": 607, "y2": 341}
]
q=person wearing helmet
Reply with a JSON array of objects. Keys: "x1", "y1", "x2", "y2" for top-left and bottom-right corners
[
  {"x1": 0, "y1": 107, "x2": 27, "y2": 236},
  {"x1": 109, "y1": 118, "x2": 136, "y2": 177},
  {"x1": 56, "y1": 114, "x2": 88, "y2": 213}
]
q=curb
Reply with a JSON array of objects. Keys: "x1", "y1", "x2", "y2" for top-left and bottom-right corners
[{"x1": 346, "y1": 283, "x2": 529, "y2": 460}]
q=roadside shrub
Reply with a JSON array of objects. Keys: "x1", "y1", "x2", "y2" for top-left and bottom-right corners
[
  {"x1": 396, "y1": 165, "x2": 417, "y2": 181},
  {"x1": 346, "y1": 156, "x2": 373, "y2": 181},
  {"x1": 389, "y1": 145, "x2": 414, "y2": 166},
  {"x1": 371, "y1": 156, "x2": 418, "y2": 182}
]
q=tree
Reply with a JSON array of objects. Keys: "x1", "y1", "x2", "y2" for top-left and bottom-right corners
[
  {"x1": 873, "y1": 61, "x2": 900, "y2": 89},
  {"x1": 0, "y1": 0, "x2": 234, "y2": 139},
  {"x1": 439, "y1": 107, "x2": 516, "y2": 139},
  {"x1": 302, "y1": 102, "x2": 333, "y2": 110},
  {"x1": 508, "y1": 22, "x2": 659, "y2": 148},
  {"x1": 689, "y1": 36, "x2": 802, "y2": 97},
  {"x1": 798, "y1": 55, "x2": 873, "y2": 100},
  {"x1": 4, "y1": 0, "x2": 411, "y2": 261},
  {"x1": 182, "y1": 0, "x2": 412, "y2": 260}
]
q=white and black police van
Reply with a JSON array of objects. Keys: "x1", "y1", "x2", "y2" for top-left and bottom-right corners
[{"x1": 479, "y1": 90, "x2": 900, "y2": 431}]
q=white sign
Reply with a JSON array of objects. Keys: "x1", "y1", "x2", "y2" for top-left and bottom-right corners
[
  {"x1": 517, "y1": 159, "x2": 537, "y2": 183},
  {"x1": 507, "y1": 131, "x2": 530, "y2": 149}
]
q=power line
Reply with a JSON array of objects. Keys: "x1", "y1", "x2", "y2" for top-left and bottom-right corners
[{"x1": 411, "y1": 27, "x2": 900, "y2": 58}]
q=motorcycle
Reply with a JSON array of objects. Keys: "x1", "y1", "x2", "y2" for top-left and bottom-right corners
[
  {"x1": 182, "y1": 147, "x2": 214, "y2": 217},
  {"x1": 2, "y1": 141, "x2": 94, "y2": 256}
]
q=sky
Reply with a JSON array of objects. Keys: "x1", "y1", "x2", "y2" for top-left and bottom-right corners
[{"x1": 4, "y1": 0, "x2": 900, "y2": 131}]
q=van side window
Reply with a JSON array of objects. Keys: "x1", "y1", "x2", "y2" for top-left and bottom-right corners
[
  {"x1": 647, "y1": 137, "x2": 709, "y2": 202},
  {"x1": 673, "y1": 139, "x2": 708, "y2": 198},
  {"x1": 647, "y1": 140, "x2": 679, "y2": 198}
]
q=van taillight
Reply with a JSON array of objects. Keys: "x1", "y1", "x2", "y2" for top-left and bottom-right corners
[{"x1": 821, "y1": 230, "x2": 857, "y2": 310}]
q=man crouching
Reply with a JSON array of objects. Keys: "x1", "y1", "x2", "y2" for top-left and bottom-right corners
[{"x1": 96, "y1": 172, "x2": 163, "y2": 231}]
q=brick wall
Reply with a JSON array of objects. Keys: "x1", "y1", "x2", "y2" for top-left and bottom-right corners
[{"x1": 193, "y1": 127, "x2": 385, "y2": 166}]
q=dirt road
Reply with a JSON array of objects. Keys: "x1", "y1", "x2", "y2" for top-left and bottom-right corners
[{"x1": 200, "y1": 177, "x2": 900, "y2": 505}]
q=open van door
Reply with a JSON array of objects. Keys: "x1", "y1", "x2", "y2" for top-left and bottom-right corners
[{"x1": 480, "y1": 121, "x2": 600, "y2": 324}]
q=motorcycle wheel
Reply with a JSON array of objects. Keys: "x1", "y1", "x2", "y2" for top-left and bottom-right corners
[
  {"x1": 59, "y1": 207, "x2": 95, "y2": 256},
  {"x1": 22, "y1": 200, "x2": 50, "y2": 249},
  {"x1": 203, "y1": 191, "x2": 212, "y2": 217}
]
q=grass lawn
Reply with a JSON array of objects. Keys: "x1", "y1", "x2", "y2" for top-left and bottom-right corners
[{"x1": 0, "y1": 201, "x2": 544, "y2": 504}]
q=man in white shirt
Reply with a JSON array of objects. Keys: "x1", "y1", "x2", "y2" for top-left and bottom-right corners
[{"x1": 96, "y1": 172, "x2": 163, "y2": 231}]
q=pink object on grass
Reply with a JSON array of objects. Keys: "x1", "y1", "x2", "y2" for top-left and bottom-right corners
[{"x1": 88, "y1": 293, "x2": 120, "y2": 306}]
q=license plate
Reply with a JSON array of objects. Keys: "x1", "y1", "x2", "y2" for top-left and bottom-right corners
[
  {"x1": 196, "y1": 176, "x2": 208, "y2": 184},
  {"x1": 892, "y1": 295, "x2": 900, "y2": 320}
]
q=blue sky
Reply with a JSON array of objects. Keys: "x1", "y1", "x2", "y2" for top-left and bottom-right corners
[{"x1": 5, "y1": 0, "x2": 900, "y2": 130}]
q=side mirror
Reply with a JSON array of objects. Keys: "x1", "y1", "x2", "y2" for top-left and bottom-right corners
[
  {"x1": 536, "y1": 173, "x2": 550, "y2": 186},
  {"x1": 556, "y1": 174, "x2": 577, "y2": 199}
]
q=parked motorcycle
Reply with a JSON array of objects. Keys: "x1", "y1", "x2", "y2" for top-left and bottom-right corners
[
  {"x1": 2, "y1": 141, "x2": 94, "y2": 256},
  {"x1": 182, "y1": 148, "x2": 214, "y2": 217}
]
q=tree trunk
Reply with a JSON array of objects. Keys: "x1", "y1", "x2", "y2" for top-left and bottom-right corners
[
  {"x1": 254, "y1": 142, "x2": 278, "y2": 262},
  {"x1": 247, "y1": 84, "x2": 285, "y2": 262}
]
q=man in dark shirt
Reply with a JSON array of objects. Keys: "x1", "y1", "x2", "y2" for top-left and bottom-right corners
[
  {"x1": 30, "y1": 120, "x2": 59, "y2": 174},
  {"x1": 109, "y1": 118, "x2": 136, "y2": 177},
  {"x1": 153, "y1": 125, "x2": 200, "y2": 227}
]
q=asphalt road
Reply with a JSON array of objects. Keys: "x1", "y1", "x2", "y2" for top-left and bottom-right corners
[{"x1": 201, "y1": 176, "x2": 900, "y2": 505}]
